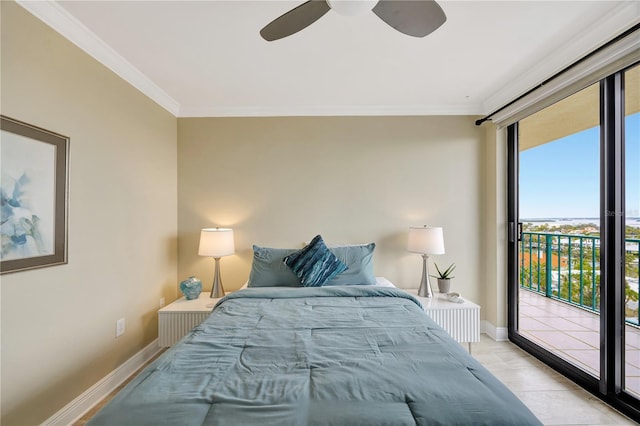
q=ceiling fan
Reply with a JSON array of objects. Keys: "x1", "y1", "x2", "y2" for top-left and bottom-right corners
[{"x1": 260, "y1": 0, "x2": 446, "y2": 42}]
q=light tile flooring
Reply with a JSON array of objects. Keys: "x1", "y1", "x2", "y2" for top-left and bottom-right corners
[
  {"x1": 472, "y1": 335, "x2": 636, "y2": 425},
  {"x1": 519, "y1": 289, "x2": 640, "y2": 397}
]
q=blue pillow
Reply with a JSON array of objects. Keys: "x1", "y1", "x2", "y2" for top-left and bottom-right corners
[
  {"x1": 247, "y1": 246, "x2": 301, "y2": 287},
  {"x1": 246, "y1": 240, "x2": 377, "y2": 288},
  {"x1": 324, "y1": 243, "x2": 376, "y2": 286},
  {"x1": 283, "y1": 235, "x2": 348, "y2": 287}
]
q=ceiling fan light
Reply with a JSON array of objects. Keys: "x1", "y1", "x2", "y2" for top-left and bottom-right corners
[{"x1": 326, "y1": 0, "x2": 379, "y2": 16}]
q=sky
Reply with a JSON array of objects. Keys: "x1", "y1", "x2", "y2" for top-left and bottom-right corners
[{"x1": 519, "y1": 112, "x2": 640, "y2": 219}]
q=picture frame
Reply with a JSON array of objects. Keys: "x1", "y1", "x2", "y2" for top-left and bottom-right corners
[{"x1": 1, "y1": 115, "x2": 69, "y2": 274}]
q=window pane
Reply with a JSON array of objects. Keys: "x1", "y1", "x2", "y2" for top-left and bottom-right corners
[
  {"x1": 518, "y1": 82, "x2": 601, "y2": 378},
  {"x1": 624, "y1": 64, "x2": 640, "y2": 397}
]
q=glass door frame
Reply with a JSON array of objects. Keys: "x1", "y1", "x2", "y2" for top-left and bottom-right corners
[{"x1": 506, "y1": 68, "x2": 640, "y2": 421}]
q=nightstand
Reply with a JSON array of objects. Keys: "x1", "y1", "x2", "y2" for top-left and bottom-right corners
[
  {"x1": 158, "y1": 292, "x2": 221, "y2": 347},
  {"x1": 406, "y1": 289, "x2": 481, "y2": 353}
]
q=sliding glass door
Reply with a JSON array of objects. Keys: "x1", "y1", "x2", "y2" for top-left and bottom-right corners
[
  {"x1": 516, "y1": 83, "x2": 601, "y2": 378},
  {"x1": 508, "y1": 63, "x2": 640, "y2": 419},
  {"x1": 625, "y1": 64, "x2": 640, "y2": 398}
]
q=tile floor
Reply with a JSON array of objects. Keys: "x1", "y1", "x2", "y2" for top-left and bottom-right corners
[
  {"x1": 519, "y1": 289, "x2": 640, "y2": 398},
  {"x1": 472, "y1": 335, "x2": 636, "y2": 425}
]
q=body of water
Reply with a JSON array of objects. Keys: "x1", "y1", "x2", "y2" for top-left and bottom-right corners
[{"x1": 522, "y1": 218, "x2": 640, "y2": 228}]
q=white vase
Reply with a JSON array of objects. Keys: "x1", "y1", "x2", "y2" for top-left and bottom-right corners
[{"x1": 437, "y1": 278, "x2": 451, "y2": 293}]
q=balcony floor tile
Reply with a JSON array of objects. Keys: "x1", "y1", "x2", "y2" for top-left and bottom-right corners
[
  {"x1": 519, "y1": 316, "x2": 557, "y2": 331},
  {"x1": 568, "y1": 330, "x2": 600, "y2": 347},
  {"x1": 519, "y1": 289, "x2": 640, "y2": 398}
]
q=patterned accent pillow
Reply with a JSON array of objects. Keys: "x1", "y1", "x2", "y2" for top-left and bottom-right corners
[{"x1": 283, "y1": 235, "x2": 348, "y2": 287}]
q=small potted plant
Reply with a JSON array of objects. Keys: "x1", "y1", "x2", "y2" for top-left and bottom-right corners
[{"x1": 432, "y1": 263, "x2": 455, "y2": 293}]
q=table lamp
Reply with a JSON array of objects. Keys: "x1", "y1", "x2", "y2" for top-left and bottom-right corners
[
  {"x1": 198, "y1": 228, "x2": 234, "y2": 298},
  {"x1": 408, "y1": 225, "x2": 445, "y2": 297}
]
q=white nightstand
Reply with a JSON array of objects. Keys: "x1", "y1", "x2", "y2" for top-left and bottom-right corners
[
  {"x1": 406, "y1": 289, "x2": 481, "y2": 353},
  {"x1": 158, "y1": 292, "x2": 222, "y2": 347}
]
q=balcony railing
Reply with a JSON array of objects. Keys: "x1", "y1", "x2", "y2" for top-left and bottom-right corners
[{"x1": 519, "y1": 231, "x2": 640, "y2": 325}]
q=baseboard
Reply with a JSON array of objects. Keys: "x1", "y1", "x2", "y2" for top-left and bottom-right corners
[
  {"x1": 481, "y1": 320, "x2": 508, "y2": 341},
  {"x1": 42, "y1": 338, "x2": 162, "y2": 426}
]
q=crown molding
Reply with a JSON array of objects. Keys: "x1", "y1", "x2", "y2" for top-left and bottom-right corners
[
  {"x1": 490, "y1": 29, "x2": 640, "y2": 126},
  {"x1": 13, "y1": 1, "x2": 482, "y2": 119},
  {"x1": 481, "y1": 1, "x2": 640, "y2": 115},
  {"x1": 19, "y1": 1, "x2": 632, "y2": 120},
  {"x1": 17, "y1": 0, "x2": 181, "y2": 117},
  {"x1": 178, "y1": 103, "x2": 484, "y2": 118}
]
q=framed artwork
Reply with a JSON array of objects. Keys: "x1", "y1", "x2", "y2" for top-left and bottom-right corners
[{"x1": 1, "y1": 116, "x2": 69, "y2": 274}]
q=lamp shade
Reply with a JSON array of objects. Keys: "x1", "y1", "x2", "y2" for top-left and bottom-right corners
[
  {"x1": 407, "y1": 226, "x2": 445, "y2": 255},
  {"x1": 198, "y1": 228, "x2": 235, "y2": 257}
]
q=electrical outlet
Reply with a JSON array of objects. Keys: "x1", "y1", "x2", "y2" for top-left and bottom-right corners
[
  {"x1": 159, "y1": 297, "x2": 165, "y2": 308},
  {"x1": 116, "y1": 318, "x2": 125, "y2": 337}
]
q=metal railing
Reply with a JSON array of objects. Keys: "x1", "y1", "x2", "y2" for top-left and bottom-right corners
[{"x1": 519, "y1": 231, "x2": 640, "y2": 325}]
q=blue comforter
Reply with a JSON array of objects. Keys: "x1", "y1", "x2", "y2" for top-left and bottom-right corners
[{"x1": 88, "y1": 286, "x2": 541, "y2": 425}]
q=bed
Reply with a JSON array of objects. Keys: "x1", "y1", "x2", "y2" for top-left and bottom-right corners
[{"x1": 88, "y1": 237, "x2": 541, "y2": 425}]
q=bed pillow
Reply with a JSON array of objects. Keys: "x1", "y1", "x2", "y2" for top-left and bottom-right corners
[
  {"x1": 247, "y1": 245, "x2": 301, "y2": 287},
  {"x1": 240, "y1": 277, "x2": 394, "y2": 289},
  {"x1": 324, "y1": 242, "x2": 377, "y2": 286},
  {"x1": 246, "y1": 240, "x2": 377, "y2": 288},
  {"x1": 283, "y1": 235, "x2": 348, "y2": 287}
]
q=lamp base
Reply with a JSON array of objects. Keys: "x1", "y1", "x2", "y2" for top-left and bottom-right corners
[
  {"x1": 210, "y1": 257, "x2": 225, "y2": 298},
  {"x1": 417, "y1": 254, "x2": 433, "y2": 298}
]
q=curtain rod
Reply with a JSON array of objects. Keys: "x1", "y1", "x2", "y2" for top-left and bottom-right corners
[{"x1": 475, "y1": 23, "x2": 640, "y2": 126}]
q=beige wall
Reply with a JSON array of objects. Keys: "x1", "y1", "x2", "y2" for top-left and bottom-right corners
[
  {"x1": 482, "y1": 123, "x2": 508, "y2": 331},
  {"x1": 0, "y1": 3, "x2": 178, "y2": 425},
  {"x1": 0, "y1": 3, "x2": 507, "y2": 423},
  {"x1": 178, "y1": 116, "x2": 485, "y2": 305}
]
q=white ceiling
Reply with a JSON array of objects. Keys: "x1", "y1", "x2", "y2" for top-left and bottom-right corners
[{"x1": 18, "y1": 1, "x2": 639, "y2": 118}]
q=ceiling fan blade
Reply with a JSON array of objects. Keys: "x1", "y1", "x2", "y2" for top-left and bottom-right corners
[
  {"x1": 373, "y1": 0, "x2": 446, "y2": 38},
  {"x1": 260, "y1": 0, "x2": 331, "y2": 41}
]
